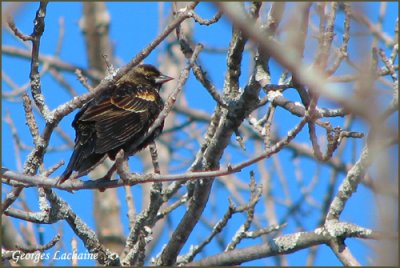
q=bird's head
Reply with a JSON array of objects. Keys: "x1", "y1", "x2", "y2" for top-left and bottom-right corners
[{"x1": 119, "y1": 64, "x2": 173, "y2": 88}]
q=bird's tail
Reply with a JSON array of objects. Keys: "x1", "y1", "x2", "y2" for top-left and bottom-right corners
[
  {"x1": 58, "y1": 145, "x2": 105, "y2": 184},
  {"x1": 58, "y1": 147, "x2": 82, "y2": 184}
]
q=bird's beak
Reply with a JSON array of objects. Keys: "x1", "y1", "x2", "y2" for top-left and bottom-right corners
[{"x1": 155, "y1": 74, "x2": 174, "y2": 84}]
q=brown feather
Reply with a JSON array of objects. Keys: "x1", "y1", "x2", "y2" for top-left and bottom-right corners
[{"x1": 58, "y1": 64, "x2": 172, "y2": 183}]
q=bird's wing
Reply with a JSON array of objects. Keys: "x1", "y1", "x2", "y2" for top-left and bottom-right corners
[{"x1": 78, "y1": 87, "x2": 161, "y2": 154}]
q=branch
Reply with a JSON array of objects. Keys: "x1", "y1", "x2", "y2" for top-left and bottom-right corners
[
  {"x1": 191, "y1": 10, "x2": 222, "y2": 25},
  {"x1": 2, "y1": 234, "x2": 60, "y2": 263},
  {"x1": 216, "y1": 2, "x2": 374, "y2": 120},
  {"x1": 186, "y1": 222, "x2": 390, "y2": 266},
  {"x1": 329, "y1": 239, "x2": 361, "y2": 266},
  {"x1": 28, "y1": 1, "x2": 52, "y2": 119},
  {"x1": 43, "y1": 188, "x2": 120, "y2": 265},
  {"x1": 325, "y1": 137, "x2": 396, "y2": 221},
  {"x1": 15, "y1": 233, "x2": 61, "y2": 253}
]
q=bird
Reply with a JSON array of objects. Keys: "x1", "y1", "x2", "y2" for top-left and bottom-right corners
[{"x1": 58, "y1": 64, "x2": 173, "y2": 184}]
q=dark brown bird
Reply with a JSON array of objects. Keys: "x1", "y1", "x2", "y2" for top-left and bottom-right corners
[{"x1": 59, "y1": 64, "x2": 173, "y2": 183}]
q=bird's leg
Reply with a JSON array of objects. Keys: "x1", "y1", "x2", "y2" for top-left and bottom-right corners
[
  {"x1": 114, "y1": 149, "x2": 133, "y2": 181},
  {"x1": 73, "y1": 169, "x2": 91, "y2": 180},
  {"x1": 99, "y1": 163, "x2": 117, "y2": 180},
  {"x1": 55, "y1": 171, "x2": 85, "y2": 186}
]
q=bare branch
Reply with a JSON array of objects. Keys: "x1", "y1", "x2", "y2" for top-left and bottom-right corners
[
  {"x1": 186, "y1": 221, "x2": 385, "y2": 266},
  {"x1": 15, "y1": 233, "x2": 61, "y2": 253}
]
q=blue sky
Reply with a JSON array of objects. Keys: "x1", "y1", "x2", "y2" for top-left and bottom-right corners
[{"x1": 2, "y1": 2, "x2": 398, "y2": 266}]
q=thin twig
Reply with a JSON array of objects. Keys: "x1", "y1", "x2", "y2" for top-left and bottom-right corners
[
  {"x1": 191, "y1": 11, "x2": 222, "y2": 25},
  {"x1": 15, "y1": 234, "x2": 61, "y2": 253}
]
